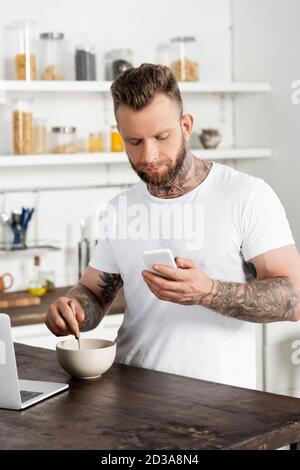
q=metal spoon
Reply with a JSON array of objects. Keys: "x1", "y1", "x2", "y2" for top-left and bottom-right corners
[{"x1": 69, "y1": 300, "x2": 80, "y2": 350}]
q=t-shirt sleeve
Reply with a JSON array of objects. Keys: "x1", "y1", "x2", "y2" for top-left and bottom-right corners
[
  {"x1": 241, "y1": 179, "x2": 295, "y2": 261},
  {"x1": 88, "y1": 237, "x2": 120, "y2": 274},
  {"x1": 88, "y1": 204, "x2": 120, "y2": 274}
]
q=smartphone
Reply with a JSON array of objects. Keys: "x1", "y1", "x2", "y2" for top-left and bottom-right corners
[{"x1": 142, "y1": 249, "x2": 177, "y2": 276}]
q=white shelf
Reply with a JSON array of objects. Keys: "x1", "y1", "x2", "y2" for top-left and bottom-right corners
[
  {"x1": 0, "y1": 153, "x2": 127, "y2": 166},
  {"x1": 0, "y1": 149, "x2": 271, "y2": 167},
  {"x1": 194, "y1": 148, "x2": 272, "y2": 159},
  {"x1": 0, "y1": 80, "x2": 271, "y2": 94},
  {"x1": 178, "y1": 82, "x2": 271, "y2": 93},
  {"x1": 0, "y1": 240, "x2": 60, "y2": 256}
]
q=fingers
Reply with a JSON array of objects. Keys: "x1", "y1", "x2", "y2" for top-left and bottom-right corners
[
  {"x1": 174, "y1": 257, "x2": 195, "y2": 269},
  {"x1": 59, "y1": 301, "x2": 81, "y2": 337},
  {"x1": 149, "y1": 265, "x2": 182, "y2": 281},
  {"x1": 68, "y1": 301, "x2": 80, "y2": 338},
  {"x1": 145, "y1": 278, "x2": 179, "y2": 301},
  {"x1": 75, "y1": 304, "x2": 85, "y2": 324},
  {"x1": 45, "y1": 297, "x2": 84, "y2": 337},
  {"x1": 142, "y1": 271, "x2": 184, "y2": 293},
  {"x1": 45, "y1": 304, "x2": 70, "y2": 336},
  {"x1": 151, "y1": 257, "x2": 195, "y2": 279}
]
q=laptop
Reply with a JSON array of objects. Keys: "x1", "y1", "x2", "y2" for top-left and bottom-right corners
[{"x1": 0, "y1": 313, "x2": 69, "y2": 410}]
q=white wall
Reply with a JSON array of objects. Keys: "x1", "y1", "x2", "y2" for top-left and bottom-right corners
[
  {"x1": 233, "y1": 0, "x2": 300, "y2": 247},
  {"x1": 0, "y1": 0, "x2": 232, "y2": 290},
  {"x1": 232, "y1": 0, "x2": 300, "y2": 396}
]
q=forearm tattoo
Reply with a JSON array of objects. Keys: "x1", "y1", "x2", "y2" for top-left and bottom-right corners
[
  {"x1": 206, "y1": 276, "x2": 299, "y2": 323},
  {"x1": 67, "y1": 273, "x2": 123, "y2": 331}
]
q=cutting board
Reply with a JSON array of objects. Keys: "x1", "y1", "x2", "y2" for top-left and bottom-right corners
[{"x1": 0, "y1": 292, "x2": 41, "y2": 309}]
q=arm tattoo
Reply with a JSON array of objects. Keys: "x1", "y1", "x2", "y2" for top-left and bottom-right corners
[
  {"x1": 67, "y1": 273, "x2": 123, "y2": 331},
  {"x1": 206, "y1": 276, "x2": 299, "y2": 323}
]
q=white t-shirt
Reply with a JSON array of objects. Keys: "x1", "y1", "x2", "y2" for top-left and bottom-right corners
[{"x1": 89, "y1": 161, "x2": 295, "y2": 389}]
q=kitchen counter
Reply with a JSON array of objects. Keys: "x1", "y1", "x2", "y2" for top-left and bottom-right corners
[
  {"x1": 2, "y1": 343, "x2": 300, "y2": 450},
  {"x1": 0, "y1": 287, "x2": 126, "y2": 327}
]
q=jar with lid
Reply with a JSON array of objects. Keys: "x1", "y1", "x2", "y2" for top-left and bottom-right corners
[
  {"x1": 75, "y1": 33, "x2": 97, "y2": 81},
  {"x1": 12, "y1": 98, "x2": 34, "y2": 154},
  {"x1": 33, "y1": 118, "x2": 47, "y2": 154},
  {"x1": 110, "y1": 125, "x2": 124, "y2": 152},
  {"x1": 105, "y1": 49, "x2": 133, "y2": 80},
  {"x1": 4, "y1": 20, "x2": 37, "y2": 80},
  {"x1": 88, "y1": 132, "x2": 104, "y2": 152},
  {"x1": 39, "y1": 33, "x2": 65, "y2": 80},
  {"x1": 168, "y1": 37, "x2": 199, "y2": 81},
  {"x1": 52, "y1": 127, "x2": 77, "y2": 154}
]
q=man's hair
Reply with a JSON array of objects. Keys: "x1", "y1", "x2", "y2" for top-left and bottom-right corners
[{"x1": 110, "y1": 63, "x2": 183, "y2": 116}]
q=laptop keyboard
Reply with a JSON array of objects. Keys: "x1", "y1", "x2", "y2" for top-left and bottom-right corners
[{"x1": 20, "y1": 390, "x2": 43, "y2": 402}]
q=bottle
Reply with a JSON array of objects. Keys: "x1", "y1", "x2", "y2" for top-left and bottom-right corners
[
  {"x1": 110, "y1": 125, "x2": 124, "y2": 152},
  {"x1": 28, "y1": 256, "x2": 47, "y2": 296},
  {"x1": 78, "y1": 218, "x2": 90, "y2": 279}
]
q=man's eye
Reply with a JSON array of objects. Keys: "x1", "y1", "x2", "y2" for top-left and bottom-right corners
[
  {"x1": 157, "y1": 134, "x2": 169, "y2": 140},
  {"x1": 128, "y1": 140, "x2": 141, "y2": 146}
]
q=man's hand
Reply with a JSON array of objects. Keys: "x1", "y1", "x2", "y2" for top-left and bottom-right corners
[
  {"x1": 45, "y1": 297, "x2": 85, "y2": 337},
  {"x1": 142, "y1": 248, "x2": 300, "y2": 323},
  {"x1": 142, "y1": 256, "x2": 213, "y2": 306}
]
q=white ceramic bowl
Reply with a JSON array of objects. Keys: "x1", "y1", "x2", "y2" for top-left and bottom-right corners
[{"x1": 56, "y1": 338, "x2": 116, "y2": 379}]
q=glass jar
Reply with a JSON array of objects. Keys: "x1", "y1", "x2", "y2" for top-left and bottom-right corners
[
  {"x1": 4, "y1": 20, "x2": 37, "y2": 80},
  {"x1": 105, "y1": 49, "x2": 133, "y2": 80},
  {"x1": 168, "y1": 37, "x2": 199, "y2": 81},
  {"x1": 75, "y1": 33, "x2": 97, "y2": 81},
  {"x1": 12, "y1": 99, "x2": 34, "y2": 155},
  {"x1": 110, "y1": 125, "x2": 124, "y2": 152},
  {"x1": 88, "y1": 132, "x2": 104, "y2": 152},
  {"x1": 52, "y1": 127, "x2": 77, "y2": 154},
  {"x1": 32, "y1": 118, "x2": 47, "y2": 154},
  {"x1": 39, "y1": 32, "x2": 65, "y2": 80}
]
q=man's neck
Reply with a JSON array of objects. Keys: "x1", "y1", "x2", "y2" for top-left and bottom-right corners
[{"x1": 147, "y1": 152, "x2": 213, "y2": 199}]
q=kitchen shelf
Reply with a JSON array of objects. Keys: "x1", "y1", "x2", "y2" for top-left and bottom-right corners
[
  {"x1": 0, "y1": 241, "x2": 61, "y2": 255},
  {"x1": 193, "y1": 148, "x2": 272, "y2": 159},
  {"x1": 0, "y1": 153, "x2": 127, "y2": 166},
  {"x1": 0, "y1": 148, "x2": 271, "y2": 167},
  {"x1": 0, "y1": 80, "x2": 271, "y2": 94}
]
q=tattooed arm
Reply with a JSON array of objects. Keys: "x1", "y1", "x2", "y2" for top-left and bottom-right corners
[
  {"x1": 203, "y1": 245, "x2": 300, "y2": 323},
  {"x1": 205, "y1": 276, "x2": 299, "y2": 322},
  {"x1": 69, "y1": 267, "x2": 123, "y2": 331},
  {"x1": 45, "y1": 267, "x2": 123, "y2": 336},
  {"x1": 142, "y1": 246, "x2": 300, "y2": 323}
]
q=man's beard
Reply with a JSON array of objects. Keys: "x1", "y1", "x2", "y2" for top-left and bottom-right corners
[{"x1": 127, "y1": 138, "x2": 187, "y2": 187}]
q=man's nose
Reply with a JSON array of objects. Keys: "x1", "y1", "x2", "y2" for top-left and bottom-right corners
[{"x1": 139, "y1": 140, "x2": 159, "y2": 166}]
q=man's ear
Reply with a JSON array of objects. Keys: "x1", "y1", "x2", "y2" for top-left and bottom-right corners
[{"x1": 181, "y1": 114, "x2": 194, "y2": 140}]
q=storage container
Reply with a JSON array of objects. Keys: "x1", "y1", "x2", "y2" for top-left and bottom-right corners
[
  {"x1": 12, "y1": 98, "x2": 34, "y2": 154},
  {"x1": 105, "y1": 49, "x2": 133, "y2": 80},
  {"x1": 39, "y1": 32, "x2": 65, "y2": 80},
  {"x1": 51, "y1": 127, "x2": 77, "y2": 154}
]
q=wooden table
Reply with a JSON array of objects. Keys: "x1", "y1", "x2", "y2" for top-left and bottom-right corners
[{"x1": 1, "y1": 344, "x2": 300, "y2": 450}]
